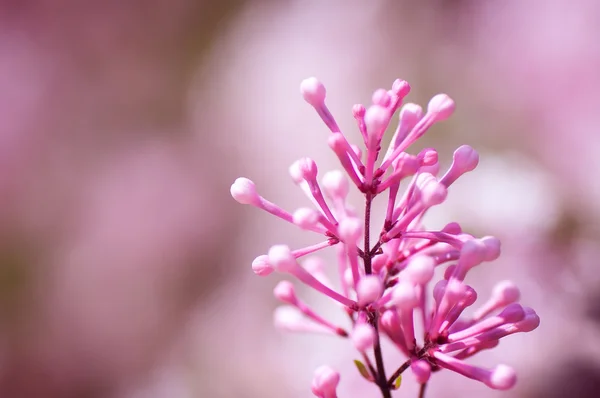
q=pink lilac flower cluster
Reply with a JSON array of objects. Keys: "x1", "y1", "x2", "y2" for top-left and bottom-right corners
[{"x1": 230, "y1": 77, "x2": 540, "y2": 398}]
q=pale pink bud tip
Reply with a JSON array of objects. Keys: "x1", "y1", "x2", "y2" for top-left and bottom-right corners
[
  {"x1": 372, "y1": 88, "x2": 391, "y2": 107},
  {"x1": 364, "y1": 105, "x2": 389, "y2": 146},
  {"x1": 460, "y1": 239, "x2": 486, "y2": 269},
  {"x1": 520, "y1": 309, "x2": 541, "y2": 332},
  {"x1": 433, "y1": 280, "x2": 448, "y2": 302},
  {"x1": 392, "y1": 153, "x2": 420, "y2": 175},
  {"x1": 391, "y1": 281, "x2": 418, "y2": 309},
  {"x1": 446, "y1": 279, "x2": 467, "y2": 301},
  {"x1": 312, "y1": 365, "x2": 340, "y2": 397},
  {"x1": 343, "y1": 268, "x2": 354, "y2": 288},
  {"x1": 322, "y1": 170, "x2": 349, "y2": 199},
  {"x1": 230, "y1": 177, "x2": 259, "y2": 205},
  {"x1": 417, "y1": 173, "x2": 447, "y2": 207},
  {"x1": 274, "y1": 306, "x2": 303, "y2": 330},
  {"x1": 443, "y1": 264, "x2": 457, "y2": 280},
  {"x1": 338, "y1": 217, "x2": 363, "y2": 243},
  {"x1": 289, "y1": 160, "x2": 304, "y2": 184},
  {"x1": 252, "y1": 255, "x2": 274, "y2": 276},
  {"x1": 418, "y1": 148, "x2": 438, "y2": 166},
  {"x1": 352, "y1": 104, "x2": 365, "y2": 118},
  {"x1": 442, "y1": 222, "x2": 462, "y2": 235},
  {"x1": 453, "y1": 145, "x2": 479, "y2": 173},
  {"x1": 400, "y1": 103, "x2": 423, "y2": 123},
  {"x1": 303, "y1": 256, "x2": 325, "y2": 274},
  {"x1": 481, "y1": 236, "x2": 501, "y2": 261},
  {"x1": 463, "y1": 286, "x2": 478, "y2": 306},
  {"x1": 328, "y1": 133, "x2": 345, "y2": 153},
  {"x1": 411, "y1": 360, "x2": 431, "y2": 384},
  {"x1": 487, "y1": 365, "x2": 517, "y2": 390},
  {"x1": 492, "y1": 281, "x2": 520, "y2": 304},
  {"x1": 350, "y1": 144, "x2": 362, "y2": 160},
  {"x1": 298, "y1": 157, "x2": 318, "y2": 180},
  {"x1": 379, "y1": 310, "x2": 400, "y2": 331},
  {"x1": 357, "y1": 275, "x2": 383, "y2": 306},
  {"x1": 392, "y1": 79, "x2": 411, "y2": 97},
  {"x1": 274, "y1": 280, "x2": 297, "y2": 304},
  {"x1": 268, "y1": 245, "x2": 297, "y2": 273},
  {"x1": 372, "y1": 252, "x2": 388, "y2": 274},
  {"x1": 405, "y1": 255, "x2": 435, "y2": 284},
  {"x1": 352, "y1": 323, "x2": 376, "y2": 351},
  {"x1": 499, "y1": 303, "x2": 526, "y2": 323},
  {"x1": 300, "y1": 77, "x2": 326, "y2": 107},
  {"x1": 293, "y1": 208, "x2": 320, "y2": 230},
  {"x1": 427, "y1": 93, "x2": 455, "y2": 121}
]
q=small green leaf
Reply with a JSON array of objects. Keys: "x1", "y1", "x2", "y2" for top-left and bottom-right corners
[
  {"x1": 393, "y1": 374, "x2": 402, "y2": 390},
  {"x1": 353, "y1": 360, "x2": 372, "y2": 381}
]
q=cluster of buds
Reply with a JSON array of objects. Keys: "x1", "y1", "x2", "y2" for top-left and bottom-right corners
[{"x1": 231, "y1": 77, "x2": 540, "y2": 398}]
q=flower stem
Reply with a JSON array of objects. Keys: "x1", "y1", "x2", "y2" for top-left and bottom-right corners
[
  {"x1": 372, "y1": 318, "x2": 391, "y2": 398},
  {"x1": 386, "y1": 358, "x2": 411, "y2": 387},
  {"x1": 418, "y1": 382, "x2": 427, "y2": 398},
  {"x1": 364, "y1": 191, "x2": 373, "y2": 275},
  {"x1": 364, "y1": 191, "x2": 391, "y2": 398}
]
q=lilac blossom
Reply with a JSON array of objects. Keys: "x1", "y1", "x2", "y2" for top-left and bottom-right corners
[{"x1": 231, "y1": 77, "x2": 540, "y2": 397}]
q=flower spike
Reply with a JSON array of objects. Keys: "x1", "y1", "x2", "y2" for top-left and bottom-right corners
[{"x1": 232, "y1": 77, "x2": 539, "y2": 396}]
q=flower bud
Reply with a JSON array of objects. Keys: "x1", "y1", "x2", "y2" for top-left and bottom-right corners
[
  {"x1": 459, "y1": 239, "x2": 487, "y2": 271},
  {"x1": 405, "y1": 255, "x2": 435, "y2": 284},
  {"x1": 352, "y1": 323, "x2": 376, "y2": 351},
  {"x1": 298, "y1": 157, "x2": 318, "y2": 180},
  {"x1": 417, "y1": 173, "x2": 447, "y2": 207},
  {"x1": 364, "y1": 104, "x2": 389, "y2": 149},
  {"x1": 293, "y1": 208, "x2": 320, "y2": 230},
  {"x1": 390, "y1": 281, "x2": 418, "y2": 309},
  {"x1": 338, "y1": 217, "x2": 363, "y2": 243},
  {"x1": 230, "y1": 177, "x2": 260, "y2": 205},
  {"x1": 492, "y1": 281, "x2": 520, "y2": 305},
  {"x1": 481, "y1": 236, "x2": 501, "y2": 261},
  {"x1": 352, "y1": 103, "x2": 365, "y2": 118},
  {"x1": 311, "y1": 365, "x2": 340, "y2": 398},
  {"x1": 268, "y1": 245, "x2": 297, "y2": 273},
  {"x1": 357, "y1": 275, "x2": 383, "y2": 306},
  {"x1": 322, "y1": 170, "x2": 349, "y2": 200},
  {"x1": 300, "y1": 77, "x2": 326, "y2": 107},
  {"x1": 453, "y1": 145, "x2": 479, "y2": 173},
  {"x1": 487, "y1": 365, "x2": 517, "y2": 390},
  {"x1": 433, "y1": 279, "x2": 448, "y2": 303},
  {"x1": 427, "y1": 93, "x2": 455, "y2": 121},
  {"x1": 443, "y1": 264, "x2": 457, "y2": 280},
  {"x1": 442, "y1": 222, "x2": 462, "y2": 235},
  {"x1": 411, "y1": 360, "x2": 431, "y2": 384},
  {"x1": 391, "y1": 79, "x2": 411, "y2": 97},
  {"x1": 289, "y1": 160, "x2": 304, "y2": 184},
  {"x1": 400, "y1": 103, "x2": 423, "y2": 126},
  {"x1": 372, "y1": 88, "x2": 391, "y2": 107},
  {"x1": 252, "y1": 255, "x2": 274, "y2": 276},
  {"x1": 418, "y1": 148, "x2": 439, "y2": 167},
  {"x1": 274, "y1": 280, "x2": 297, "y2": 304}
]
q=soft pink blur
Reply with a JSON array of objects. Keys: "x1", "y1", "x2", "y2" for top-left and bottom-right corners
[{"x1": 0, "y1": 1, "x2": 598, "y2": 398}]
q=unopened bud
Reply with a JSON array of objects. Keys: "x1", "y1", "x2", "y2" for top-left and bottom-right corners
[
  {"x1": 300, "y1": 77, "x2": 326, "y2": 107},
  {"x1": 230, "y1": 177, "x2": 260, "y2": 205}
]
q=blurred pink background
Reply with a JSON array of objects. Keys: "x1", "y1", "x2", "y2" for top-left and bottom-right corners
[{"x1": 0, "y1": 1, "x2": 599, "y2": 397}]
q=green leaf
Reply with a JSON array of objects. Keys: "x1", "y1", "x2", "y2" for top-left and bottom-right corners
[
  {"x1": 353, "y1": 360, "x2": 372, "y2": 381},
  {"x1": 393, "y1": 374, "x2": 402, "y2": 390}
]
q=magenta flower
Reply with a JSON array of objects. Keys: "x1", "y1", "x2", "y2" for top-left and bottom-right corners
[{"x1": 231, "y1": 77, "x2": 540, "y2": 398}]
